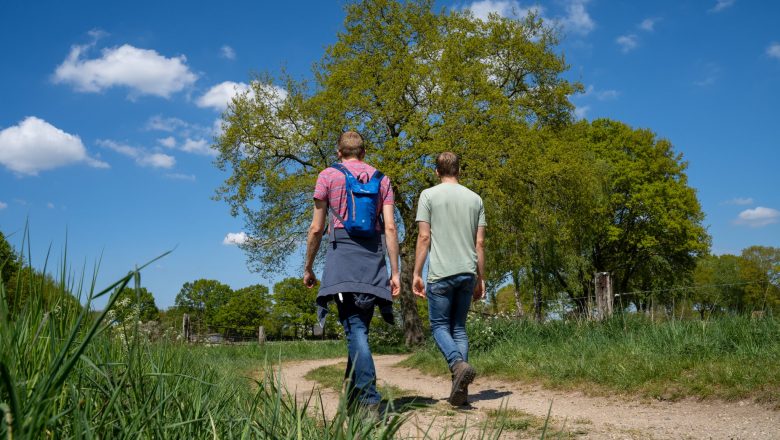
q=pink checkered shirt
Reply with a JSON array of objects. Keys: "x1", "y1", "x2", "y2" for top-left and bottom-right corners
[{"x1": 313, "y1": 160, "x2": 394, "y2": 229}]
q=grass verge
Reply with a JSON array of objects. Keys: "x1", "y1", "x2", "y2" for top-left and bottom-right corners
[{"x1": 401, "y1": 315, "x2": 780, "y2": 405}]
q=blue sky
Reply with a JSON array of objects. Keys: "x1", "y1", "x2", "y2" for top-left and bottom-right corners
[{"x1": 1, "y1": 0, "x2": 778, "y2": 309}]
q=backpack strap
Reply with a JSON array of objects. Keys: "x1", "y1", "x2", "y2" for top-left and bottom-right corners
[
  {"x1": 327, "y1": 163, "x2": 350, "y2": 242},
  {"x1": 370, "y1": 170, "x2": 386, "y2": 229}
]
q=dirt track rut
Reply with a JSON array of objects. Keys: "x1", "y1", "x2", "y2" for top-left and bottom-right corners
[{"x1": 279, "y1": 355, "x2": 779, "y2": 439}]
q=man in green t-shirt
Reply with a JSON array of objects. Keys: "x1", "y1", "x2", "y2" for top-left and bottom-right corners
[{"x1": 412, "y1": 151, "x2": 486, "y2": 406}]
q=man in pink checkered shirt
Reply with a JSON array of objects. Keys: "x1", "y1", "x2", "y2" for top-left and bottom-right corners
[{"x1": 303, "y1": 131, "x2": 400, "y2": 411}]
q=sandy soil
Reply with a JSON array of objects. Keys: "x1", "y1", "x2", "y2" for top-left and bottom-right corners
[{"x1": 278, "y1": 355, "x2": 779, "y2": 439}]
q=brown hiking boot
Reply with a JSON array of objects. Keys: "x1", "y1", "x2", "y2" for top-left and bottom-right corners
[{"x1": 448, "y1": 361, "x2": 476, "y2": 406}]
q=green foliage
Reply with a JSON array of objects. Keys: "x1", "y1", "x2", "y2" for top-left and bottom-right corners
[
  {"x1": 582, "y1": 120, "x2": 709, "y2": 303},
  {"x1": 692, "y1": 254, "x2": 745, "y2": 316},
  {"x1": 739, "y1": 246, "x2": 780, "y2": 313},
  {"x1": 113, "y1": 286, "x2": 160, "y2": 323},
  {"x1": 174, "y1": 279, "x2": 233, "y2": 333},
  {"x1": 0, "y1": 231, "x2": 19, "y2": 286},
  {"x1": 487, "y1": 119, "x2": 710, "y2": 319},
  {"x1": 212, "y1": 284, "x2": 271, "y2": 337},
  {"x1": 214, "y1": 0, "x2": 579, "y2": 344},
  {"x1": 271, "y1": 277, "x2": 318, "y2": 338}
]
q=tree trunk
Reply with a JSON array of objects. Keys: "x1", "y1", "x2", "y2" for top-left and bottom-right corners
[
  {"x1": 511, "y1": 269, "x2": 525, "y2": 318},
  {"x1": 400, "y1": 246, "x2": 425, "y2": 346},
  {"x1": 532, "y1": 272, "x2": 543, "y2": 322}
]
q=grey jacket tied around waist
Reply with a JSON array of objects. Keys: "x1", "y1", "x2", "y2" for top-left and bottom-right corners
[{"x1": 316, "y1": 228, "x2": 394, "y2": 327}]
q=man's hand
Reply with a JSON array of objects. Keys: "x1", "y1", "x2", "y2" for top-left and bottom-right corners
[
  {"x1": 473, "y1": 277, "x2": 485, "y2": 301},
  {"x1": 303, "y1": 269, "x2": 317, "y2": 288},
  {"x1": 412, "y1": 274, "x2": 426, "y2": 299},
  {"x1": 390, "y1": 272, "x2": 401, "y2": 297}
]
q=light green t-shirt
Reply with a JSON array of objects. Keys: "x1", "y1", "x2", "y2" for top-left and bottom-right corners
[{"x1": 415, "y1": 183, "x2": 486, "y2": 282}]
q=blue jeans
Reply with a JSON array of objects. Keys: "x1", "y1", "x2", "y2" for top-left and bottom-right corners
[
  {"x1": 337, "y1": 294, "x2": 381, "y2": 405},
  {"x1": 427, "y1": 273, "x2": 476, "y2": 370}
]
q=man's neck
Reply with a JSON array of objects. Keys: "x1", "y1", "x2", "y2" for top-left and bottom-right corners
[
  {"x1": 341, "y1": 157, "x2": 361, "y2": 163},
  {"x1": 439, "y1": 176, "x2": 459, "y2": 184}
]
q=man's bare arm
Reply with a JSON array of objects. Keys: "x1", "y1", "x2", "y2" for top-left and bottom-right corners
[
  {"x1": 474, "y1": 226, "x2": 486, "y2": 299},
  {"x1": 383, "y1": 204, "x2": 401, "y2": 296},
  {"x1": 303, "y1": 199, "x2": 327, "y2": 287},
  {"x1": 412, "y1": 221, "x2": 431, "y2": 298}
]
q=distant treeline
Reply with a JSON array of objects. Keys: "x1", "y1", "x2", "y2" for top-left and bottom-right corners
[{"x1": 2, "y1": 234, "x2": 777, "y2": 341}]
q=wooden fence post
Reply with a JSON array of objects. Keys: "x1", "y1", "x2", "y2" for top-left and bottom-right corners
[
  {"x1": 183, "y1": 314, "x2": 190, "y2": 343},
  {"x1": 594, "y1": 272, "x2": 613, "y2": 320},
  {"x1": 257, "y1": 326, "x2": 266, "y2": 345}
]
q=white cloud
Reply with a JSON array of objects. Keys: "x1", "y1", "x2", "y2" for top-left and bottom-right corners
[
  {"x1": 767, "y1": 42, "x2": 780, "y2": 60},
  {"x1": 197, "y1": 81, "x2": 288, "y2": 118},
  {"x1": 220, "y1": 45, "x2": 236, "y2": 60},
  {"x1": 223, "y1": 232, "x2": 248, "y2": 246},
  {"x1": 212, "y1": 118, "x2": 224, "y2": 137},
  {"x1": 559, "y1": 0, "x2": 594, "y2": 36},
  {"x1": 574, "y1": 105, "x2": 589, "y2": 120},
  {"x1": 722, "y1": 197, "x2": 754, "y2": 206},
  {"x1": 180, "y1": 138, "x2": 217, "y2": 156},
  {"x1": 616, "y1": 34, "x2": 638, "y2": 53},
  {"x1": 146, "y1": 116, "x2": 189, "y2": 132},
  {"x1": 0, "y1": 201, "x2": 7, "y2": 210},
  {"x1": 53, "y1": 43, "x2": 197, "y2": 99},
  {"x1": 196, "y1": 81, "x2": 252, "y2": 111},
  {"x1": 709, "y1": 0, "x2": 735, "y2": 13},
  {"x1": 596, "y1": 89, "x2": 619, "y2": 100},
  {"x1": 157, "y1": 136, "x2": 176, "y2": 148},
  {"x1": 463, "y1": 0, "x2": 591, "y2": 35},
  {"x1": 584, "y1": 85, "x2": 619, "y2": 100},
  {"x1": 735, "y1": 207, "x2": 780, "y2": 228},
  {"x1": 694, "y1": 63, "x2": 720, "y2": 87},
  {"x1": 146, "y1": 115, "x2": 211, "y2": 140},
  {"x1": 165, "y1": 173, "x2": 196, "y2": 181},
  {"x1": 140, "y1": 153, "x2": 176, "y2": 168},
  {"x1": 0, "y1": 117, "x2": 108, "y2": 175},
  {"x1": 466, "y1": 0, "x2": 544, "y2": 21},
  {"x1": 47, "y1": 202, "x2": 55, "y2": 209},
  {"x1": 639, "y1": 18, "x2": 659, "y2": 31},
  {"x1": 87, "y1": 29, "x2": 109, "y2": 41},
  {"x1": 97, "y1": 139, "x2": 175, "y2": 168}
]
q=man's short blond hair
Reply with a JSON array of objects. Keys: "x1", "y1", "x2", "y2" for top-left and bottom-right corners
[
  {"x1": 337, "y1": 131, "x2": 365, "y2": 158},
  {"x1": 436, "y1": 152, "x2": 460, "y2": 177}
]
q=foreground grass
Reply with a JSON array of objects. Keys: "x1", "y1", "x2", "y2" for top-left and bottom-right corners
[
  {"x1": 0, "y1": 240, "x2": 511, "y2": 439},
  {"x1": 402, "y1": 315, "x2": 780, "y2": 404}
]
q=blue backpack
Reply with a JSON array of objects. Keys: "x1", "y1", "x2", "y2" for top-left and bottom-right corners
[{"x1": 328, "y1": 162, "x2": 384, "y2": 238}]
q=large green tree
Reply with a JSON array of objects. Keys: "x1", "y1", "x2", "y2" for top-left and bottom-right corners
[
  {"x1": 488, "y1": 126, "x2": 600, "y2": 320},
  {"x1": 739, "y1": 246, "x2": 780, "y2": 313},
  {"x1": 214, "y1": 0, "x2": 578, "y2": 344},
  {"x1": 486, "y1": 119, "x2": 709, "y2": 319},
  {"x1": 174, "y1": 279, "x2": 233, "y2": 334},
  {"x1": 692, "y1": 254, "x2": 745, "y2": 317},
  {"x1": 113, "y1": 286, "x2": 160, "y2": 323},
  {"x1": 271, "y1": 277, "x2": 318, "y2": 339},
  {"x1": 212, "y1": 284, "x2": 272, "y2": 338}
]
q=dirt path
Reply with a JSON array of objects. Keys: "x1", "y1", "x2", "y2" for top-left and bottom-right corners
[{"x1": 280, "y1": 355, "x2": 779, "y2": 439}]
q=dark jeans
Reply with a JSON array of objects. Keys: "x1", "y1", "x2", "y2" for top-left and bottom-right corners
[
  {"x1": 427, "y1": 273, "x2": 476, "y2": 369},
  {"x1": 336, "y1": 293, "x2": 381, "y2": 405}
]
